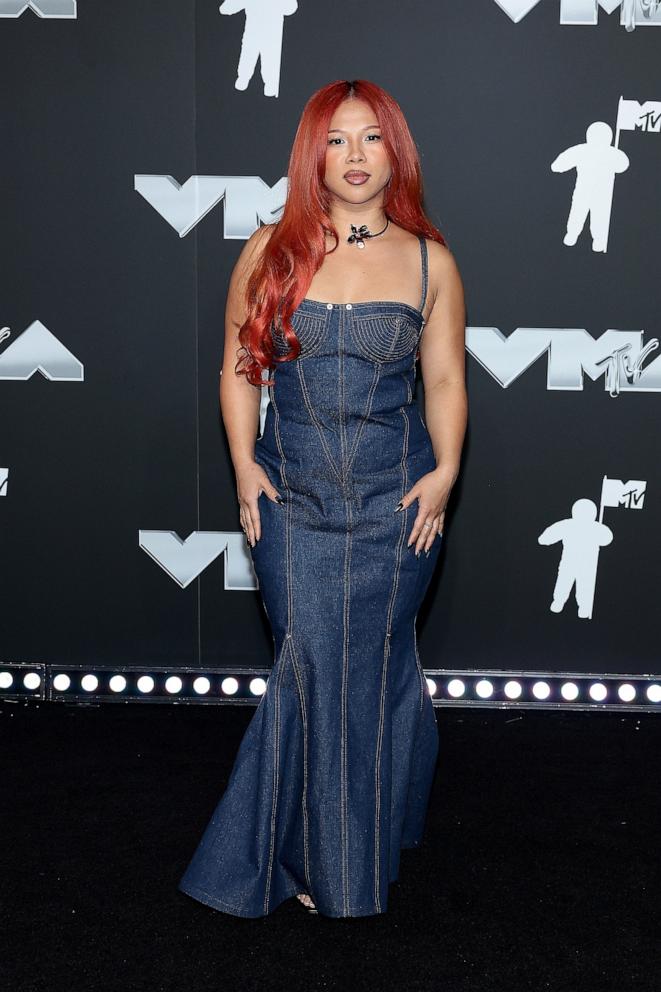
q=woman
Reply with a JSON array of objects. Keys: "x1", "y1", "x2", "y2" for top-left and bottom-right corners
[{"x1": 178, "y1": 79, "x2": 467, "y2": 918}]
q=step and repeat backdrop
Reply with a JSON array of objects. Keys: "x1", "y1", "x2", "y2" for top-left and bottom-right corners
[{"x1": 1, "y1": 1, "x2": 659, "y2": 685}]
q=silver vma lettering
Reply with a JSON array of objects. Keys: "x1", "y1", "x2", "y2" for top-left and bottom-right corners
[
  {"x1": 466, "y1": 327, "x2": 661, "y2": 395},
  {"x1": 0, "y1": 0, "x2": 76, "y2": 16},
  {"x1": 138, "y1": 531, "x2": 259, "y2": 590},
  {"x1": 0, "y1": 321, "x2": 83, "y2": 380},
  {"x1": 134, "y1": 175, "x2": 287, "y2": 238},
  {"x1": 493, "y1": 0, "x2": 661, "y2": 26}
]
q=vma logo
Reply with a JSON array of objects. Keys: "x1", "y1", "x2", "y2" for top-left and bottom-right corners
[
  {"x1": 467, "y1": 327, "x2": 661, "y2": 394},
  {"x1": 139, "y1": 531, "x2": 258, "y2": 590},
  {"x1": 494, "y1": 0, "x2": 661, "y2": 27},
  {"x1": 0, "y1": 321, "x2": 83, "y2": 380},
  {"x1": 134, "y1": 175, "x2": 286, "y2": 238}
]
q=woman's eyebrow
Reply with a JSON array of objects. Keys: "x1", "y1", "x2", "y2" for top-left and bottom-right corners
[{"x1": 328, "y1": 125, "x2": 381, "y2": 133}]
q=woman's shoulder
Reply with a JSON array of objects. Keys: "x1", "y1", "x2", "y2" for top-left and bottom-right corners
[
  {"x1": 420, "y1": 235, "x2": 462, "y2": 309},
  {"x1": 425, "y1": 237, "x2": 457, "y2": 278}
]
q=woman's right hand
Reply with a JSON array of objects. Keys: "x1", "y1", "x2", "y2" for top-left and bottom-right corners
[{"x1": 235, "y1": 460, "x2": 283, "y2": 547}]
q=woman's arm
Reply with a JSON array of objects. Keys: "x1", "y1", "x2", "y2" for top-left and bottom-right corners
[
  {"x1": 219, "y1": 224, "x2": 273, "y2": 471},
  {"x1": 219, "y1": 224, "x2": 282, "y2": 547},
  {"x1": 419, "y1": 241, "x2": 468, "y2": 487},
  {"x1": 397, "y1": 241, "x2": 468, "y2": 555}
]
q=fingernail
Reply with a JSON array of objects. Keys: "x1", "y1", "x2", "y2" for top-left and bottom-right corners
[
  {"x1": 425, "y1": 549, "x2": 431, "y2": 558},
  {"x1": 415, "y1": 550, "x2": 421, "y2": 558},
  {"x1": 394, "y1": 502, "x2": 403, "y2": 513},
  {"x1": 275, "y1": 495, "x2": 284, "y2": 505}
]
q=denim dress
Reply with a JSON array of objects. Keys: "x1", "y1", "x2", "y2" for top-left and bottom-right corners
[{"x1": 178, "y1": 235, "x2": 442, "y2": 918}]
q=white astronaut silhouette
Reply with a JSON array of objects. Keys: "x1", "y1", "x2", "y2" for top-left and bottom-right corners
[
  {"x1": 551, "y1": 122, "x2": 629, "y2": 254},
  {"x1": 538, "y1": 498, "x2": 613, "y2": 620},
  {"x1": 219, "y1": 0, "x2": 298, "y2": 98}
]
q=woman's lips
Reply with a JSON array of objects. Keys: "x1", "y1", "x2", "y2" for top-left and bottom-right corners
[{"x1": 344, "y1": 173, "x2": 370, "y2": 185}]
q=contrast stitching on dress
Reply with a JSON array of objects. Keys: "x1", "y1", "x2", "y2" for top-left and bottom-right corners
[
  {"x1": 272, "y1": 311, "x2": 329, "y2": 359},
  {"x1": 264, "y1": 375, "x2": 298, "y2": 913},
  {"x1": 346, "y1": 361, "x2": 382, "y2": 474},
  {"x1": 351, "y1": 313, "x2": 420, "y2": 364},
  {"x1": 373, "y1": 402, "x2": 410, "y2": 911},
  {"x1": 269, "y1": 381, "x2": 295, "y2": 627},
  {"x1": 289, "y1": 637, "x2": 312, "y2": 892},
  {"x1": 263, "y1": 635, "x2": 287, "y2": 914},
  {"x1": 340, "y1": 304, "x2": 351, "y2": 915},
  {"x1": 413, "y1": 616, "x2": 425, "y2": 715},
  {"x1": 297, "y1": 362, "x2": 345, "y2": 488}
]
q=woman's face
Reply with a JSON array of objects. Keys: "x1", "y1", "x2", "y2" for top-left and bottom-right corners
[{"x1": 323, "y1": 98, "x2": 392, "y2": 205}]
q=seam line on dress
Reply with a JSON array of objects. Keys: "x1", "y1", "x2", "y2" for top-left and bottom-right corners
[
  {"x1": 273, "y1": 324, "x2": 320, "y2": 906},
  {"x1": 346, "y1": 361, "x2": 383, "y2": 474},
  {"x1": 297, "y1": 362, "x2": 345, "y2": 488},
  {"x1": 289, "y1": 637, "x2": 312, "y2": 893},
  {"x1": 270, "y1": 381, "x2": 294, "y2": 628},
  {"x1": 373, "y1": 402, "x2": 410, "y2": 912},
  {"x1": 263, "y1": 634, "x2": 287, "y2": 914},
  {"x1": 264, "y1": 378, "x2": 296, "y2": 914},
  {"x1": 339, "y1": 305, "x2": 352, "y2": 915},
  {"x1": 413, "y1": 616, "x2": 425, "y2": 715}
]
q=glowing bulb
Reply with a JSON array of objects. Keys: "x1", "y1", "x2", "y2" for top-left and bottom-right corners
[{"x1": 109, "y1": 675, "x2": 127, "y2": 693}]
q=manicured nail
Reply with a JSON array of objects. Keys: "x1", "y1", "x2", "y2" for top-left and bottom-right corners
[
  {"x1": 394, "y1": 502, "x2": 403, "y2": 512},
  {"x1": 425, "y1": 549, "x2": 431, "y2": 558},
  {"x1": 275, "y1": 495, "x2": 284, "y2": 505}
]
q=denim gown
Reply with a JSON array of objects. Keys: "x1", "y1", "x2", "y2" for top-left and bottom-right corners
[{"x1": 178, "y1": 235, "x2": 442, "y2": 918}]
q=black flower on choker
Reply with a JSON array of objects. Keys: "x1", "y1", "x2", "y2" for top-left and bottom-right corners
[
  {"x1": 347, "y1": 224, "x2": 371, "y2": 248},
  {"x1": 346, "y1": 218, "x2": 389, "y2": 249}
]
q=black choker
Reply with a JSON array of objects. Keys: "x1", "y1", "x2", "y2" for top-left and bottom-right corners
[{"x1": 347, "y1": 218, "x2": 389, "y2": 249}]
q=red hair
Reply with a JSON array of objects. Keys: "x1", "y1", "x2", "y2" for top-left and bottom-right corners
[{"x1": 235, "y1": 78, "x2": 449, "y2": 387}]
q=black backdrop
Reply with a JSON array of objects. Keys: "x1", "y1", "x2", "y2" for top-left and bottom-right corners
[{"x1": 1, "y1": 0, "x2": 659, "y2": 677}]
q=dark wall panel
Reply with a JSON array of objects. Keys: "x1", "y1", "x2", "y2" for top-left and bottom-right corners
[{"x1": 1, "y1": 0, "x2": 659, "y2": 676}]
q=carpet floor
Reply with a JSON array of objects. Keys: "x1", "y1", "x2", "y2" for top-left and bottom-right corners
[{"x1": 1, "y1": 699, "x2": 657, "y2": 992}]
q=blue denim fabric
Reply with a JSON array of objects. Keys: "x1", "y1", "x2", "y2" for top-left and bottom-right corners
[{"x1": 178, "y1": 236, "x2": 442, "y2": 918}]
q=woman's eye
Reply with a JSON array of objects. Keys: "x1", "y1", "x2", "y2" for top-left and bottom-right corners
[{"x1": 328, "y1": 134, "x2": 381, "y2": 145}]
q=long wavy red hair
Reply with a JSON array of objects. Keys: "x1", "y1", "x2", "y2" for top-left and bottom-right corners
[{"x1": 235, "y1": 78, "x2": 448, "y2": 387}]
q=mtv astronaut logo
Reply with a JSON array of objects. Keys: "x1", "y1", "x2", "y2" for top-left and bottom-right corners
[{"x1": 538, "y1": 477, "x2": 645, "y2": 620}]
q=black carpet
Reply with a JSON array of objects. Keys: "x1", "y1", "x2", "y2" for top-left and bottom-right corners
[{"x1": 1, "y1": 698, "x2": 657, "y2": 992}]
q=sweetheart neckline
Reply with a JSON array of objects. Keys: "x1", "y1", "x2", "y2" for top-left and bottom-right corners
[{"x1": 300, "y1": 297, "x2": 425, "y2": 320}]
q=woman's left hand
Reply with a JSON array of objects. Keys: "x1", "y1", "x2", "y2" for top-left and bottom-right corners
[{"x1": 396, "y1": 467, "x2": 455, "y2": 555}]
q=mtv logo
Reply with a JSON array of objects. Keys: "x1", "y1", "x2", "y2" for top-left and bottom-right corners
[{"x1": 466, "y1": 327, "x2": 661, "y2": 394}]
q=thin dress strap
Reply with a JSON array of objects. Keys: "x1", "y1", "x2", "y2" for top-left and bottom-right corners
[{"x1": 418, "y1": 235, "x2": 429, "y2": 316}]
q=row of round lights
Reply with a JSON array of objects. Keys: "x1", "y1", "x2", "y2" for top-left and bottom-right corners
[
  {"x1": 428, "y1": 677, "x2": 661, "y2": 704},
  {"x1": 1, "y1": 670, "x2": 660, "y2": 705},
  {"x1": 0, "y1": 670, "x2": 41, "y2": 691},
  {"x1": 51, "y1": 673, "x2": 269, "y2": 696}
]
